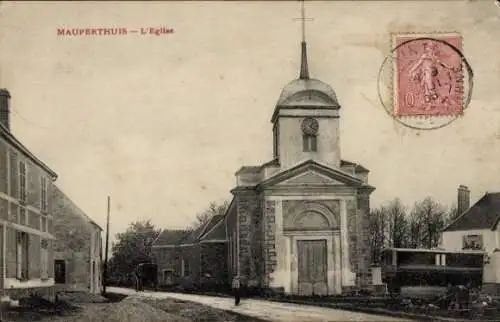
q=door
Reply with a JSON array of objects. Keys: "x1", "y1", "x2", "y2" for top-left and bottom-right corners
[
  {"x1": 54, "y1": 260, "x2": 66, "y2": 284},
  {"x1": 297, "y1": 239, "x2": 328, "y2": 296}
]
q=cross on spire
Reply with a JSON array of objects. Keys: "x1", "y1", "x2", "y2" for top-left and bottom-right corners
[{"x1": 293, "y1": 0, "x2": 314, "y2": 79}]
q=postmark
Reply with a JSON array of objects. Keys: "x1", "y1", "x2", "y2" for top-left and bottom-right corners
[{"x1": 378, "y1": 32, "x2": 474, "y2": 130}]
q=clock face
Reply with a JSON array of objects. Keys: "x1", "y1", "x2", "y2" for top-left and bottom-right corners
[{"x1": 301, "y1": 117, "x2": 319, "y2": 135}]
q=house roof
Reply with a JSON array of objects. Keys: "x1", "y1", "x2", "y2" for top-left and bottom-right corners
[
  {"x1": 153, "y1": 229, "x2": 189, "y2": 246},
  {"x1": 200, "y1": 215, "x2": 226, "y2": 241},
  {"x1": 0, "y1": 121, "x2": 57, "y2": 180},
  {"x1": 443, "y1": 192, "x2": 500, "y2": 232},
  {"x1": 52, "y1": 185, "x2": 103, "y2": 230}
]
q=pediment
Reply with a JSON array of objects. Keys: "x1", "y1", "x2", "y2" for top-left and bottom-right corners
[
  {"x1": 276, "y1": 170, "x2": 345, "y2": 186},
  {"x1": 258, "y1": 160, "x2": 366, "y2": 190}
]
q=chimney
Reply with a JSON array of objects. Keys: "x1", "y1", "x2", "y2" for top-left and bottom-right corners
[
  {"x1": 457, "y1": 185, "x2": 470, "y2": 216},
  {"x1": 0, "y1": 89, "x2": 11, "y2": 131}
]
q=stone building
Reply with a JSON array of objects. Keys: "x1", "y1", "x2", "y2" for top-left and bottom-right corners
[
  {"x1": 154, "y1": 37, "x2": 375, "y2": 296},
  {"x1": 153, "y1": 215, "x2": 227, "y2": 288},
  {"x1": 0, "y1": 89, "x2": 58, "y2": 301},
  {"x1": 51, "y1": 185, "x2": 103, "y2": 294},
  {"x1": 223, "y1": 40, "x2": 374, "y2": 296}
]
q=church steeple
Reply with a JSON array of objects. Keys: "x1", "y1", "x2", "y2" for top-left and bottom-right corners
[
  {"x1": 299, "y1": 0, "x2": 309, "y2": 80},
  {"x1": 300, "y1": 42, "x2": 309, "y2": 79}
]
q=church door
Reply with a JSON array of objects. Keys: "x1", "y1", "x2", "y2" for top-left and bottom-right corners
[{"x1": 297, "y1": 239, "x2": 328, "y2": 296}]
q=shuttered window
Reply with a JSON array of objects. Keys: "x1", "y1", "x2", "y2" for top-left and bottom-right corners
[
  {"x1": 19, "y1": 161, "x2": 26, "y2": 203},
  {"x1": 16, "y1": 231, "x2": 29, "y2": 280},
  {"x1": 40, "y1": 239, "x2": 49, "y2": 279}
]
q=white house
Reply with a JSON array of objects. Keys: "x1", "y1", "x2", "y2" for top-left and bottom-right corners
[{"x1": 440, "y1": 185, "x2": 500, "y2": 295}]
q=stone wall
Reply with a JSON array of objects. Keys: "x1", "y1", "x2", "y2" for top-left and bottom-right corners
[
  {"x1": 346, "y1": 199, "x2": 358, "y2": 273},
  {"x1": 50, "y1": 186, "x2": 96, "y2": 292},
  {"x1": 262, "y1": 200, "x2": 276, "y2": 288},
  {"x1": 200, "y1": 243, "x2": 228, "y2": 284},
  {"x1": 356, "y1": 193, "x2": 372, "y2": 285},
  {"x1": 155, "y1": 247, "x2": 182, "y2": 285},
  {"x1": 54, "y1": 251, "x2": 90, "y2": 291},
  {"x1": 236, "y1": 194, "x2": 260, "y2": 286}
]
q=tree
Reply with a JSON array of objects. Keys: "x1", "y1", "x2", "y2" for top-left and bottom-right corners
[
  {"x1": 108, "y1": 220, "x2": 161, "y2": 282},
  {"x1": 446, "y1": 203, "x2": 460, "y2": 224},
  {"x1": 385, "y1": 198, "x2": 409, "y2": 248},
  {"x1": 368, "y1": 207, "x2": 387, "y2": 264},
  {"x1": 190, "y1": 200, "x2": 229, "y2": 230},
  {"x1": 409, "y1": 197, "x2": 447, "y2": 249}
]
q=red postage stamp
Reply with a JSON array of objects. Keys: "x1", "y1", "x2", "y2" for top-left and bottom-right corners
[{"x1": 393, "y1": 33, "x2": 464, "y2": 117}]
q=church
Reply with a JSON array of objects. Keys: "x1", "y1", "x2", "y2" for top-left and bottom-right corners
[{"x1": 153, "y1": 20, "x2": 375, "y2": 296}]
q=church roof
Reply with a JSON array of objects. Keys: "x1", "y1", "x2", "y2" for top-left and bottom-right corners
[
  {"x1": 443, "y1": 192, "x2": 500, "y2": 232},
  {"x1": 257, "y1": 159, "x2": 371, "y2": 189},
  {"x1": 341, "y1": 160, "x2": 370, "y2": 173},
  {"x1": 235, "y1": 159, "x2": 279, "y2": 175},
  {"x1": 236, "y1": 159, "x2": 369, "y2": 176},
  {"x1": 276, "y1": 78, "x2": 340, "y2": 108},
  {"x1": 271, "y1": 39, "x2": 340, "y2": 124},
  {"x1": 231, "y1": 159, "x2": 375, "y2": 195}
]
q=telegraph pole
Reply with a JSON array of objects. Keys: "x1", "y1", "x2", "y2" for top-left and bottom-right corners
[{"x1": 102, "y1": 196, "x2": 111, "y2": 295}]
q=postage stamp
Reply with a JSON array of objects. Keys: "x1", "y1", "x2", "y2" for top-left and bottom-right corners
[
  {"x1": 378, "y1": 32, "x2": 473, "y2": 130},
  {"x1": 393, "y1": 33, "x2": 464, "y2": 117}
]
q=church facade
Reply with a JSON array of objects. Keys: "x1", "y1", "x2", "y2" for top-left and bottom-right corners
[
  {"x1": 154, "y1": 39, "x2": 375, "y2": 296},
  {"x1": 220, "y1": 41, "x2": 374, "y2": 295}
]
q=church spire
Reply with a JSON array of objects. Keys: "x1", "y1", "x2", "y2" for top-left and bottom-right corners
[{"x1": 299, "y1": 0, "x2": 309, "y2": 80}]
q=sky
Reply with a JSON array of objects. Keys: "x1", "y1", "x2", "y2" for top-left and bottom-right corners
[{"x1": 0, "y1": 1, "x2": 499, "y2": 243}]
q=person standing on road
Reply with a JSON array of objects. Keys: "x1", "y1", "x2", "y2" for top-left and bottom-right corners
[
  {"x1": 232, "y1": 275, "x2": 241, "y2": 306},
  {"x1": 132, "y1": 271, "x2": 140, "y2": 292}
]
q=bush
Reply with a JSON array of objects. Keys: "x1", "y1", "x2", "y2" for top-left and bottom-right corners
[{"x1": 176, "y1": 279, "x2": 198, "y2": 292}]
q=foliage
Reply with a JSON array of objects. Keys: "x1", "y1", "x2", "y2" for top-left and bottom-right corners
[
  {"x1": 107, "y1": 220, "x2": 161, "y2": 282},
  {"x1": 409, "y1": 197, "x2": 447, "y2": 248},
  {"x1": 189, "y1": 200, "x2": 229, "y2": 231},
  {"x1": 368, "y1": 197, "x2": 456, "y2": 263}
]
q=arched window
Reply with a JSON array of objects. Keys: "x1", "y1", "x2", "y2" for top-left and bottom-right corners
[{"x1": 303, "y1": 134, "x2": 317, "y2": 152}]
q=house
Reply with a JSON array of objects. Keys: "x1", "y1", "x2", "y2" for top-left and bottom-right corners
[
  {"x1": 154, "y1": 32, "x2": 375, "y2": 296},
  {"x1": 51, "y1": 185, "x2": 103, "y2": 294},
  {"x1": 440, "y1": 185, "x2": 500, "y2": 295},
  {"x1": 153, "y1": 215, "x2": 227, "y2": 288},
  {"x1": 0, "y1": 89, "x2": 58, "y2": 301}
]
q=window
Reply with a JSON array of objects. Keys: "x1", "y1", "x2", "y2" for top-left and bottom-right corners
[
  {"x1": 303, "y1": 134, "x2": 317, "y2": 152},
  {"x1": 94, "y1": 232, "x2": 100, "y2": 254},
  {"x1": 463, "y1": 234, "x2": 483, "y2": 250},
  {"x1": 40, "y1": 176, "x2": 48, "y2": 212},
  {"x1": 41, "y1": 216, "x2": 47, "y2": 232},
  {"x1": 54, "y1": 260, "x2": 66, "y2": 284},
  {"x1": 18, "y1": 161, "x2": 27, "y2": 203},
  {"x1": 40, "y1": 239, "x2": 49, "y2": 280},
  {"x1": 435, "y1": 253, "x2": 446, "y2": 266},
  {"x1": 19, "y1": 207, "x2": 26, "y2": 225},
  {"x1": 181, "y1": 258, "x2": 190, "y2": 277},
  {"x1": 16, "y1": 231, "x2": 29, "y2": 280}
]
